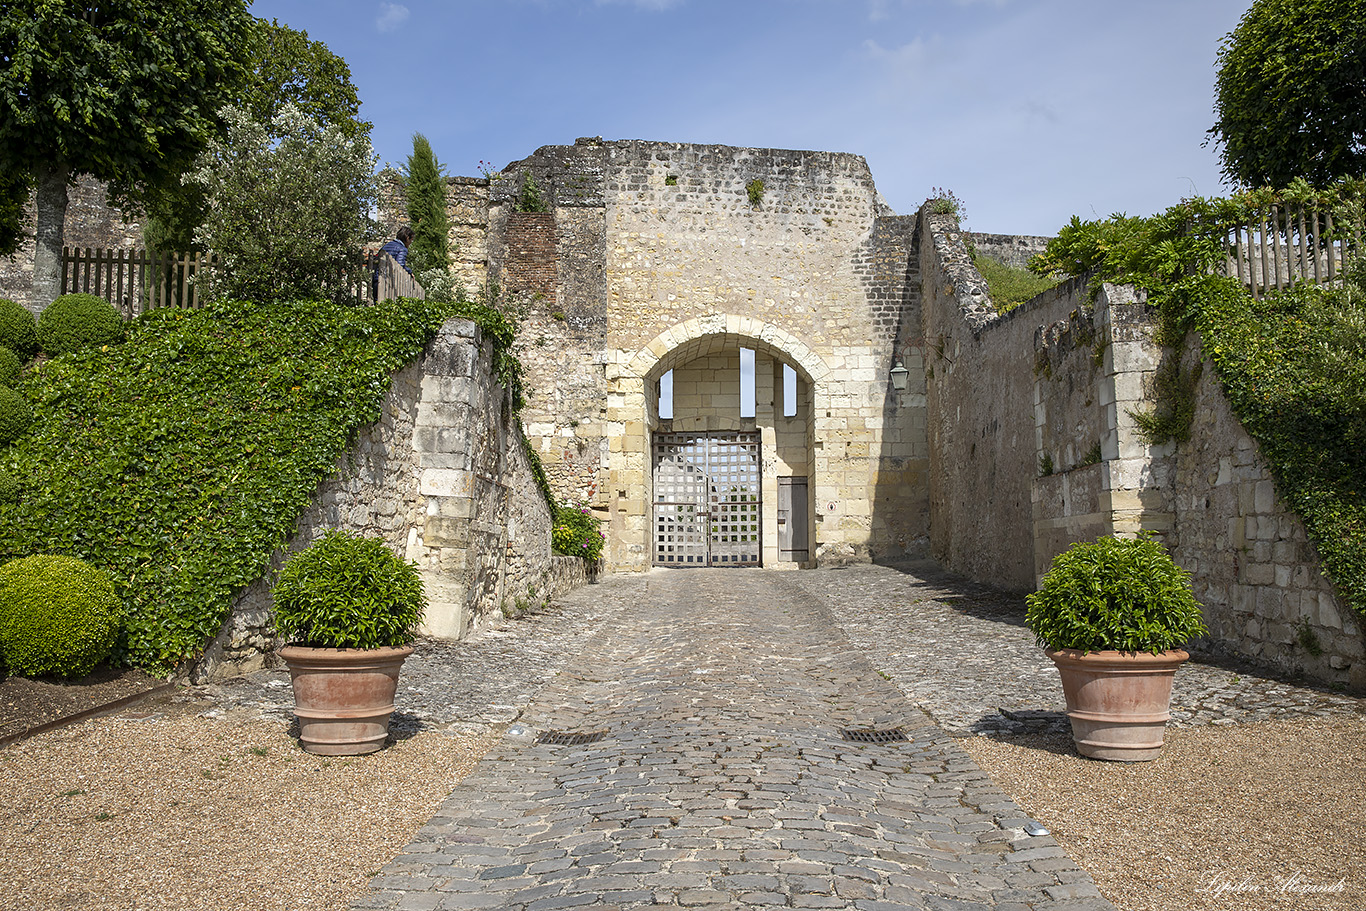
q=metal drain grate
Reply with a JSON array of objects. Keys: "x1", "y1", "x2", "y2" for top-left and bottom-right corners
[
  {"x1": 536, "y1": 729, "x2": 608, "y2": 746},
  {"x1": 841, "y1": 727, "x2": 909, "y2": 744}
]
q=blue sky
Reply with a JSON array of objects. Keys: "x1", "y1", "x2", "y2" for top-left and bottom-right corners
[{"x1": 252, "y1": 0, "x2": 1251, "y2": 236}]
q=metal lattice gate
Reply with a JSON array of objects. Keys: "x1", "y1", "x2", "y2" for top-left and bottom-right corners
[{"x1": 652, "y1": 432, "x2": 761, "y2": 566}]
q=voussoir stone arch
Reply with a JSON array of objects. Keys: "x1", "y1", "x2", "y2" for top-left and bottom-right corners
[{"x1": 626, "y1": 314, "x2": 830, "y2": 385}]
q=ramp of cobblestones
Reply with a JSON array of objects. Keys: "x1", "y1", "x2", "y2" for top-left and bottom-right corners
[{"x1": 355, "y1": 570, "x2": 1113, "y2": 911}]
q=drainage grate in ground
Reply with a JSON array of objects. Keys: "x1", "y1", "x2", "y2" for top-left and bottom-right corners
[
  {"x1": 536, "y1": 729, "x2": 608, "y2": 746},
  {"x1": 841, "y1": 727, "x2": 909, "y2": 744}
]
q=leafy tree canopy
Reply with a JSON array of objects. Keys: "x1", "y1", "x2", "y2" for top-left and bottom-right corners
[
  {"x1": 143, "y1": 17, "x2": 370, "y2": 252},
  {"x1": 1210, "y1": 0, "x2": 1366, "y2": 188},
  {"x1": 192, "y1": 104, "x2": 377, "y2": 304},
  {"x1": 0, "y1": 1, "x2": 255, "y2": 302}
]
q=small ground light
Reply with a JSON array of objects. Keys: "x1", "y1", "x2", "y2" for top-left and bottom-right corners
[{"x1": 1024, "y1": 822, "x2": 1050, "y2": 837}]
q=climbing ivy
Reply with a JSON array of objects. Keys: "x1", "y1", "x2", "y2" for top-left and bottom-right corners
[
  {"x1": 1031, "y1": 181, "x2": 1366, "y2": 617},
  {"x1": 0, "y1": 293, "x2": 523, "y2": 675}
]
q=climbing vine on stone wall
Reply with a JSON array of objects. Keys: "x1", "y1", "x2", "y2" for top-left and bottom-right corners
[{"x1": 1030, "y1": 182, "x2": 1366, "y2": 617}]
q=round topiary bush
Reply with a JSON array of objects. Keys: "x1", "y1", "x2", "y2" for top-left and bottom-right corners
[
  {"x1": 0, "y1": 298, "x2": 39, "y2": 360},
  {"x1": 1026, "y1": 533, "x2": 1207, "y2": 654},
  {"x1": 37, "y1": 293, "x2": 124, "y2": 357},
  {"x1": 0, "y1": 554, "x2": 123, "y2": 679},
  {"x1": 0, "y1": 385, "x2": 32, "y2": 445},
  {"x1": 0, "y1": 345, "x2": 21, "y2": 386},
  {"x1": 273, "y1": 530, "x2": 426, "y2": 649}
]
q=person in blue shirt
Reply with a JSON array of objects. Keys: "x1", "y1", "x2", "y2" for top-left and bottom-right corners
[
  {"x1": 373, "y1": 225, "x2": 415, "y2": 300},
  {"x1": 381, "y1": 225, "x2": 415, "y2": 273}
]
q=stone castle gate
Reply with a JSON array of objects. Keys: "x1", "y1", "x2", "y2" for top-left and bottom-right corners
[{"x1": 393, "y1": 138, "x2": 931, "y2": 573}]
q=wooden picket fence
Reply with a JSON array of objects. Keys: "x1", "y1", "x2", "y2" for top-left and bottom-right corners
[
  {"x1": 1224, "y1": 204, "x2": 1364, "y2": 299},
  {"x1": 60, "y1": 247, "x2": 424, "y2": 316},
  {"x1": 61, "y1": 247, "x2": 215, "y2": 317}
]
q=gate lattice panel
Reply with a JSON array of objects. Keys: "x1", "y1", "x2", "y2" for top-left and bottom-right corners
[{"x1": 653, "y1": 432, "x2": 761, "y2": 566}]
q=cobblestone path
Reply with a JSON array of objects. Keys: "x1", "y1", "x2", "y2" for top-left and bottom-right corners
[{"x1": 352, "y1": 569, "x2": 1115, "y2": 911}]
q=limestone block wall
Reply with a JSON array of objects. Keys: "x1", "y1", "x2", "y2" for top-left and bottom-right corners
[
  {"x1": 479, "y1": 139, "x2": 928, "y2": 571},
  {"x1": 1023, "y1": 282, "x2": 1361, "y2": 688},
  {"x1": 922, "y1": 208, "x2": 1069, "y2": 591},
  {"x1": 189, "y1": 318, "x2": 587, "y2": 683},
  {"x1": 966, "y1": 232, "x2": 1052, "y2": 271},
  {"x1": 1170, "y1": 336, "x2": 1362, "y2": 688},
  {"x1": 1, "y1": 176, "x2": 144, "y2": 312},
  {"x1": 1029, "y1": 285, "x2": 1178, "y2": 579}
]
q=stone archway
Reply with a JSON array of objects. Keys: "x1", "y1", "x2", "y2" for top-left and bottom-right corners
[{"x1": 603, "y1": 315, "x2": 830, "y2": 572}]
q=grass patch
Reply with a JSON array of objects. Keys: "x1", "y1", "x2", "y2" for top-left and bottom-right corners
[{"x1": 973, "y1": 255, "x2": 1058, "y2": 313}]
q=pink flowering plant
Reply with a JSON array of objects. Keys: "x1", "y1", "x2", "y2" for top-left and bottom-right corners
[{"x1": 552, "y1": 503, "x2": 605, "y2": 563}]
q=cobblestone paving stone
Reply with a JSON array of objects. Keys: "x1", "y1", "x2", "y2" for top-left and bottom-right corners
[
  {"x1": 349, "y1": 569, "x2": 1118, "y2": 911},
  {"x1": 190, "y1": 561, "x2": 1365, "y2": 910},
  {"x1": 784, "y1": 562, "x2": 1364, "y2": 738},
  {"x1": 182, "y1": 590, "x2": 629, "y2": 735}
]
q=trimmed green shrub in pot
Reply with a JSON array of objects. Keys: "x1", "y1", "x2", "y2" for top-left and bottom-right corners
[
  {"x1": 0, "y1": 554, "x2": 122, "y2": 678},
  {"x1": 1026, "y1": 533, "x2": 1206, "y2": 653},
  {"x1": 273, "y1": 530, "x2": 426, "y2": 649},
  {"x1": 38, "y1": 293, "x2": 124, "y2": 357},
  {"x1": 0, "y1": 385, "x2": 32, "y2": 446},
  {"x1": 0, "y1": 345, "x2": 21, "y2": 386},
  {"x1": 0, "y1": 298, "x2": 38, "y2": 360}
]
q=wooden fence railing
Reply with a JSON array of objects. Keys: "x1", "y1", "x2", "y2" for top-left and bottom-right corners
[
  {"x1": 1224, "y1": 204, "x2": 1364, "y2": 299},
  {"x1": 60, "y1": 247, "x2": 424, "y2": 315},
  {"x1": 61, "y1": 247, "x2": 216, "y2": 317}
]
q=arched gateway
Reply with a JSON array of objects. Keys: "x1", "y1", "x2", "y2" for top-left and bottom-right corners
[
  {"x1": 612, "y1": 316, "x2": 829, "y2": 569},
  {"x1": 463, "y1": 139, "x2": 929, "y2": 574}
]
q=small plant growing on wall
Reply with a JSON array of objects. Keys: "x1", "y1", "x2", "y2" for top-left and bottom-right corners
[
  {"x1": 552, "y1": 503, "x2": 605, "y2": 564},
  {"x1": 925, "y1": 187, "x2": 966, "y2": 221},
  {"x1": 516, "y1": 172, "x2": 548, "y2": 213},
  {"x1": 665, "y1": 174, "x2": 678, "y2": 186},
  {"x1": 746, "y1": 178, "x2": 765, "y2": 208}
]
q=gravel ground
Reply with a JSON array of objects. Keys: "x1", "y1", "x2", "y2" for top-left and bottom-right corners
[
  {"x1": 0, "y1": 703, "x2": 496, "y2": 911},
  {"x1": 3, "y1": 566, "x2": 1363, "y2": 911},
  {"x1": 959, "y1": 716, "x2": 1366, "y2": 911}
]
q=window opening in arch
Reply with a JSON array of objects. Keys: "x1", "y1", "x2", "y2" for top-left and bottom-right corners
[
  {"x1": 782, "y1": 363, "x2": 797, "y2": 417},
  {"x1": 741, "y1": 347, "x2": 755, "y2": 418},
  {"x1": 658, "y1": 369, "x2": 673, "y2": 420}
]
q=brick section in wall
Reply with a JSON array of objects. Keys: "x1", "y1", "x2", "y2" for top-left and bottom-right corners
[{"x1": 503, "y1": 212, "x2": 558, "y2": 304}]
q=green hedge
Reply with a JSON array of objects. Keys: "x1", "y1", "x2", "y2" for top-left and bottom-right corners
[
  {"x1": 0, "y1": 554, "x2": 122, "y2": 678},
  {"x1": 0, "y1": 385, "x2": 31, "y2": 445},
  {"x1": 0, "y1": 345, "x2": 21, "y2": 386},
  {"x1": 0, "y1": 298, "x2": 38, "y2": 360},
  {"x1": 0, "y1": 296, "x2": 516, "y2": 674},
  {"x1": 37, "y1": 293, "x2": 124, "y2": 356}
]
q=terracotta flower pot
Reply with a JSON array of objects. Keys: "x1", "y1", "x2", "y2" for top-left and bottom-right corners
[
  {"x1": 1046, "y1": 647, "x2": 1189, "y2": 761},
  {"x1": 279, "y1": 645, "x2": 414, "y2": 755}
]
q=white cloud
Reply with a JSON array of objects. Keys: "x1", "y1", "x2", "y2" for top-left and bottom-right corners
[{"x1": 376, "y1": 3, "x2": 410, "y2": 33}]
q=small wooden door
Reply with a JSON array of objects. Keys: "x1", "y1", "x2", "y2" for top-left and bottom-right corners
[{"x1": 778, "y1": 476, "x2": 809, "y2": 562}]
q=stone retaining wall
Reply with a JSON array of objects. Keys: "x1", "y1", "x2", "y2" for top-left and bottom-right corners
[{"x1": 190, "y1": 317, "x2": 589, "y2": 683}]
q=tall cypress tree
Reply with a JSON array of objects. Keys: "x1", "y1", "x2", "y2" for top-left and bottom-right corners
[{"x1": 405, "y1": 133, "x2": 451, "y2": 276}]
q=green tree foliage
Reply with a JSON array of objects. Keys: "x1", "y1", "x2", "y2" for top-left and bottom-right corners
[
  {"x1": 142, "y1": 18, "x2": 371, "y2": 253},
  {"x1": 1210, "y1": 0, "x2": 1366, "y2": 188},
  {"x1": 192, "y1": 104, "x2": 377, "y2": 303},
  {"x1": 405, "y1": 133, "x2": 452, "y2": 276},
  {"x1": 0, "y1": 171, "x2": 27, "y2": 257},
  {"x1": 0, "y1": 1, "x2": 256, "y2": 307}
]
